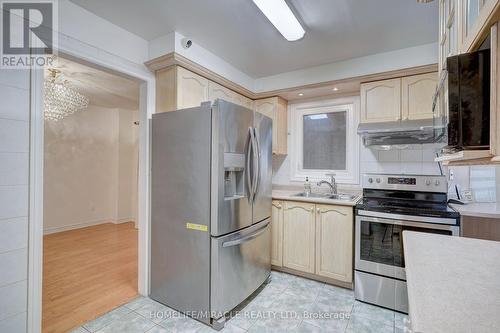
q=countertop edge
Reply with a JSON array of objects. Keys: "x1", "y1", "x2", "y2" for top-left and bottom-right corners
[{"x1": 272, "y1": 192, "x2": 360, "y2": 207}]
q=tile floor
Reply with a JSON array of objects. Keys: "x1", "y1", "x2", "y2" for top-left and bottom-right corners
[{"x1": 70, "y1": 271, "x2": 408, "y2": 333}]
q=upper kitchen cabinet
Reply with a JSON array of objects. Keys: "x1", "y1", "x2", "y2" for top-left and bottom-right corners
[
  {"x1": 360, "y1": 74, "x2": 438, "y2": 124},
  {"x1": 177, "y1": 66, "x2": 210, "y2": 109},
  {"x1": 460, "y1": 0, "x2": 500, "y2": 52},
  {"x1": 255, "y1": 97, "x2": 288, "y2": 155},
  {"x1": 155, "y1": 65, "x2": 254, "y2": 112},
  {"x1": 402, "y1": 73, "x2": 439, "y2": 120},
  {"x1": 156, "y1": 66, "x2": 209, "y2": 112},
  {"x1": 360, "y1": 78, "x2": 401, "y2": 123}
]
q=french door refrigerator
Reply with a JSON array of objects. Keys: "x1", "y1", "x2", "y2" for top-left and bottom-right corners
[{"x1": 150, "y1": 99, "x2": 272, "y2": 329}]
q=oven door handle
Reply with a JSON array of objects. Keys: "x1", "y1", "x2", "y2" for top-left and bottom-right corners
[{"x1": 356, "y1": 215, "x2": 460, "y2": 234}]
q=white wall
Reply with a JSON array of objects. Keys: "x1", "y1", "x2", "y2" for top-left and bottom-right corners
[
  {"x1": 43, "y1": 106, "x2": 138, "y2": 234},
  {"x1": 254, "y1": 43, "x2": 438, "y2": 92},
  {"x1": 0, "y1": 69, "x2": 30, "y2": 333}
]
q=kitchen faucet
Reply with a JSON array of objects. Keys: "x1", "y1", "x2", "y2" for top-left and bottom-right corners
[{"x1": 317, "y1": 173, "x2": 337, "y2": 195}]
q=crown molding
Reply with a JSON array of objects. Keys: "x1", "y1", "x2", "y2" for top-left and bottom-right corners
[{"x1": 145, "y1": 52, "x2": 437, "y2": 101}]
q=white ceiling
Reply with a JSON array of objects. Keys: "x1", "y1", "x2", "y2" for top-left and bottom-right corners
[
  {"x1": 47, "y1": 57, "x2": 140, "y2": 110},
  {"x1": 69, "y1": 0, "x2": 438, "y2": 78}
]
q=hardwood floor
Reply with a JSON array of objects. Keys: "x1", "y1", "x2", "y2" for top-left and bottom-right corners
[{"x1": 42, "y1": 222, "x2": 138, "y2": 333}]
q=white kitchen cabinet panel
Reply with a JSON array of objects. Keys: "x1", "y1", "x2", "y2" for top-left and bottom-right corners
[
  {"x1": 361, "y1": 78, "x2": 401, "y2": 123},
  {"x1": 315, "y1": 204, "x2": 353, "y2": 282},
  {"x1": 283, "y1": 201, "x2": 315, "y2": 274},
  {"x1": 254, "y1": 97, "x2": 288, "y2": 155},
  {"x1": 271, "y1": 200, "x2": 284, "y2": 267},
  {"x1": 402, "y1": 73, "x2": 439, "y2": 121},
  {"x1": 176, "y1": 66, "x2": 209, "y2": 109}
]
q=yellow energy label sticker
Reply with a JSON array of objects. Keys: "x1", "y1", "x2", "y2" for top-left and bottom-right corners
[{"x1": 186, "y1": 223, "x2": 208, "y2": 232}]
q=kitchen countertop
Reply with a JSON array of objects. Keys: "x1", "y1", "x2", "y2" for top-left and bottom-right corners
[
  {"x1": 450, "y1": 202, "x2": 500, "y2": 219},
  {"x1": 272, "y1": 189, "x2": 361, "y2": 206},
  {"x1": 403, "y1": 231, "x2": 500, "y2": 333}
]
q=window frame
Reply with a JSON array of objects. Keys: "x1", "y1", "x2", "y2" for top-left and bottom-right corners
[{"x1": 289, "y1": 96, "x2": 360, "y2": 184}]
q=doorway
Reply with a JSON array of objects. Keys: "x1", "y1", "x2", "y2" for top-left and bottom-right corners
[{"x1": 41, "y1": 56, "x2": 141, "y2": 333}]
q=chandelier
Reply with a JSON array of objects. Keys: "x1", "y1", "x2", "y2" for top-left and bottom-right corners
[{"x1": 44, "y1": 69, "x2": 89, "y2": 121}]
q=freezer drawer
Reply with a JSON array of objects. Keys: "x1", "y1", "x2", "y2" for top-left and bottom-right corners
[{"x1": 211, "y1": 219, "x2": 271, "y2": 316}]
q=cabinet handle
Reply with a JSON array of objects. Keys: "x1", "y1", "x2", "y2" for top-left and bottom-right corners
[
  {"x1": 285, "y1": 205, "x2": 314, "y2": 212},
  {"x1": 272, "y1": 203, "x2": 282, "y2": 209},
  {"x1": 316, "y1": 208, "x2": 348, "y2": 216}
]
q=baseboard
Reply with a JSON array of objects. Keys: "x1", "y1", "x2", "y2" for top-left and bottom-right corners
[
  {"x1": 43, "y1": 219, "x2": 111, "y2": 235},
  {"x1": 272, "y1": 265, "x2": 353, "y2": 290},
  {"x1": 114, "y1": 217, "x2": 136, "y2": 224}
]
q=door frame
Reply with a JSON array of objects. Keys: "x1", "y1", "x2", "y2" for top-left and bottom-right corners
[{"x1": 28, "y1": 43, "x2": 155, "y2": 332}]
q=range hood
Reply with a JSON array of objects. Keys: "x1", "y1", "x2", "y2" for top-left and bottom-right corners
[{"x1": 357, "y1": 118, "x2": 446, "y2": 147}]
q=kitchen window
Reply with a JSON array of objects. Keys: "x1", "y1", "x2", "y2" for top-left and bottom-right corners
[{"x1": 290, "y1": 97, "x2": 360, "y2": 184}]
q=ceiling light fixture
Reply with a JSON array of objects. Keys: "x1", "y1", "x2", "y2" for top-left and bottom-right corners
[
  {"x1": 252, "y1": 0, "x2": 305, "y2": 41},
  {"x1": 333, "y1": 87, "x2": 339, "y2": 91},
  {"x1": 298, "y1": 93, "x2": 304, "y2": 96},
  {"x1": 44, "y1": 69, "x2": 89, "y2": 121}
]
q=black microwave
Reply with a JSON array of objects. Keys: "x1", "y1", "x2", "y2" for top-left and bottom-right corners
[{"x1": 446, "y1": 49, "x2": 490, "y2": 151}]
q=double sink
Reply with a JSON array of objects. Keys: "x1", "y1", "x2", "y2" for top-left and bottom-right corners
[{"x1": 293, "y1": 192, "x2": 357, "y2": 202}]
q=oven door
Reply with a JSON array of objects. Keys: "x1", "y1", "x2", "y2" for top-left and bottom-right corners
[{"x1": 355, "y1": 213, "x2": 459, "y2": 280}]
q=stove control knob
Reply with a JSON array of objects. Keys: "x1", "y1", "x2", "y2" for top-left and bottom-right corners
[
  {"x1": 376, "y1": 178, "x2": 381, "y2": 183},
  {"x1": 368, "y1": 178, "x2": 373, "y2": 183},
  {"x1": 425, "y1": 179, "x2": 431, "y2": 186},
  {"x1": 435, "y1": 180, "x2": 440, "y2": 186}
]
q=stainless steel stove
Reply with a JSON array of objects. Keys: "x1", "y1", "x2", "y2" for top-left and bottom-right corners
[{"x1": 354, "y1": 174, "x2": 460, "y2": 313}]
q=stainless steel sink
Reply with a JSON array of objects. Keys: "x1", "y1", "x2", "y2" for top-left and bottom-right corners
[
  {"x1": 293, "y1": 192, "x2": 328, "y2": 198},
  {"x1": 326, "y1": 194, "x2": 358, "y2": 201},
  {"x1": 292, "y1": 192, "x2": 357, "y2": 201}
]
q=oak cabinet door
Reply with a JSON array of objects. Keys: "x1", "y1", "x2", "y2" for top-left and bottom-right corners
[
  {"x1": 361, "y1": 78, "x2": 401, "y2": 123},
  {"x1": 315, "y1": 204, "x2": 353, "y2": 282},
  {"x1": 208, "y1": 81, "x2": 236, "y2": 103},
  {"x1": 401, "y1": 73, "x2": 438, "y2": 121},
  {"x1": 271, "y1": 200, "x2": 284, "y2": 267},
  {"x1": 176, "y1": 67, "x2": 209, "y2": 109},
  {"x1": 254, "y1": 97, "x2": 288, "y2": 155},
  {"x1": 283, "y1": 201, "x2": 315, "y2": 273}
]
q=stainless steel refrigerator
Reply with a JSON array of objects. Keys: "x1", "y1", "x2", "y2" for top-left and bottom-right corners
[{"x1": 150, "y1": 99, "x2": 272, "y2": 329}]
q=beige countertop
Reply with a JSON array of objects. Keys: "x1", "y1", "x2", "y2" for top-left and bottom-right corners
[
  {"x1": 450, "y1": 202, "x2": 500, "y2": 219},
  {"x1": 403, "y1": 231, "x2": 500, "y2": 333},
  {"x1": 272, "y1": 189, "x2": 361, "y2": 206}
]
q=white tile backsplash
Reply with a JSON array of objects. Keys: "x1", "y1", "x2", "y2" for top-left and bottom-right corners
[
  {"x1": 0, "y1": 153, "x2": 29, "y2": 186},
  {"x1": 0, "y1": 217, "x2": 28, "y2": 253},
  {"x1": 0, "y1": 249, "x2": 27, "y2": 287},
  {"x1": 360, "y1": 143, "x2": 445, "y2": 176},
  {"x1": 0, "y1": 312, "x2": 27, "y2": 333},
  {"x1": 0, "y1": 186, "x2": 28, "y2": 220},
  {"x1": 0, "y1": 280, "x2": 27, "y2": 321}
]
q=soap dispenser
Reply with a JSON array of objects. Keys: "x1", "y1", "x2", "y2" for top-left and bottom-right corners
[{"x1": 304, "y1": 177, "x2": 312, "y2": 195}]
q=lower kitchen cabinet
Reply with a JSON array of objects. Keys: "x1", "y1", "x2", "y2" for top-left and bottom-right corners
[
  {"x1": 315, "y1": 204, "x2": 353, "y2": 282},
  {"x1": 272, "y1": 200, "x2": 354, "y2": 285},
  {"x1": 282, "y1": 201, "x2": 316, "y2": 274},
  {"x1": 271, "y1": 200, "x2": 283, "y2": 266}
]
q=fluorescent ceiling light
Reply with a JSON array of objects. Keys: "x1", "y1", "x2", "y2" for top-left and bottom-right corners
[
  {"x1": 308, "y1": 114, "x2": 328, "y2": 120},
  {"x1": 252, "y1": 0, "x2": 305, "y2": 41}
]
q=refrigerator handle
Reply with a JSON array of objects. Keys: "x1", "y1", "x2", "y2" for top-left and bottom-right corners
[
  {"x1": 249, "y1": 127, "x2": 259, "y2": 203},
  {"x1": 246, "y1": 127, "x2": 254, "y2": 203},
  {"x1": 222, "y1": 221, "x2": 270, "y2": 247},
  {"x1": 253, "y1": 127, "x2": 261, "y2": 197}
]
